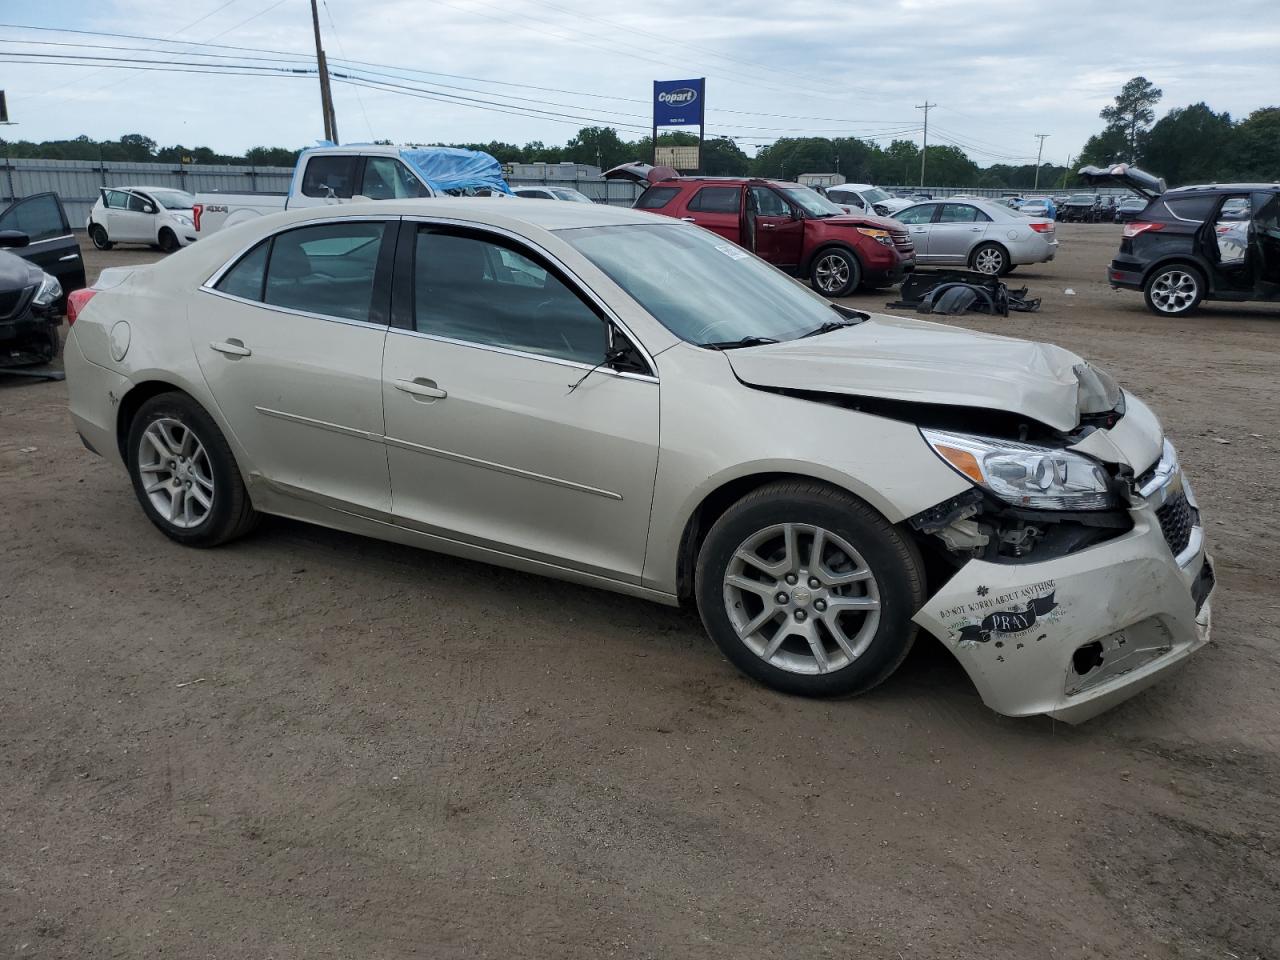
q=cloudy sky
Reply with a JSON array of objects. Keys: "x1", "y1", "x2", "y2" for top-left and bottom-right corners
[{"x1": 3, "y1": 0, "x2": 1278, "y2": 165}]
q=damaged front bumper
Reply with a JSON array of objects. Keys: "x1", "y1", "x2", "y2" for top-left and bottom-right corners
[{"x1": 913, "y1": 440, "x2": 1214, "y2": 723}]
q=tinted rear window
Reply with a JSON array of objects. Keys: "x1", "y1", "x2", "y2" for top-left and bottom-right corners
[
  {"x1": 687, "y1": 187, "x2": 741, "y2": 214},
  {"x1": 635, "y1": 186, "x2": 679, "y2": 210},
  {"x1": 1158, "y1": 196, "x2": 1218, "y2": 223}
]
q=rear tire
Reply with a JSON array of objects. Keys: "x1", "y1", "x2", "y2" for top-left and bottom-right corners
[
  {"x1": 694, "y1": 480, "x2": 925, "y2": 698},
  {"x1": 1143, "y1": 264, "x2": 1204, "y2": 316},
  {"x1": 970, "y1": 242, "x2": 1010, "y2": 276},
  {"x1": 810, "y1": 248, "x2": 862, "y2": 297},
  {"x1": 126, "y1": 392, "x2": 258, "y2": 547},
  {"x1": 90, "y1": 224, "x2": 113, "y2": 250},
  {"x1": 157, "y1": 228, "x2": 180, "y2": 253}
]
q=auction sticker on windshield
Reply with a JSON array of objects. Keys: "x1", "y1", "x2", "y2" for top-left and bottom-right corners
[{"x1": 715, "y1": 243, "x2": 750, "y2": 261}]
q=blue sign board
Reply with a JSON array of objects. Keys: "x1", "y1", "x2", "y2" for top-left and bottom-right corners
[{"x1": 653, "y1": 78, "x2": 705, "y2": 127}]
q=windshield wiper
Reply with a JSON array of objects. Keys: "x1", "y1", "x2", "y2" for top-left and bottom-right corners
[
  {"x1": 700, "y1": 336, "x2": 779, "y2": 351},
  {"x1": 800, "y1": 319, "x2": 858, "y2": 339}
]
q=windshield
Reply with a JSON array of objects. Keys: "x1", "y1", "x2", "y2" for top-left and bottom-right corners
[
  {"x1": 779, "y1": 186, "x2": 844, "y2": 218},
  {"x1": 564, "y1": 223, "x2": 840, "y2": 346},
  {"x1": 861, "y1": 187, "x2": 890, "y2": 204},
  {"x1": 552, "y1": 188, "x2": 594, "y2": 203},
  {"x1": 147, "y1": 189, "x2": 197, "y2": 209},
  {"x1": 1069, "y1": 194, "x2": 1095, "y2": 203}
]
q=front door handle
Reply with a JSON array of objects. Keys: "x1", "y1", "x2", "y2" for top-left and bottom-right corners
[
  {"x1": 679, "y1": 217, "x2": 696, "y2": 222},
  {"x1": 761, "y1": 222, "x2": 777, "y2": 230},
  {"x1": 394, "y1": 377, "x2": 447, "y2": 401},
  {"x1": 970, "y1": 226, "x2": 982, "y2": 232},
  {"x1": 210, "y1": 339, "x2": 251, "y2": 357}
]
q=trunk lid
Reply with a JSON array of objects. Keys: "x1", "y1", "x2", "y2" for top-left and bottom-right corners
[
  {"x1": 1077, "y1": 163, "x2": 1167, "y2": 200},
  {"x1": 601, "y1": 162, "x2": 680, "y2": 185}
]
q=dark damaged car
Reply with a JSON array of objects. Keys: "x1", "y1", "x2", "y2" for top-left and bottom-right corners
[{"x1": 1081, "y1": 163, "x2": 1280, "y2": 316}]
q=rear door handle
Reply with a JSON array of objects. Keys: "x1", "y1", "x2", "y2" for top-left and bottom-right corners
[
  {"x1": 394, "y1": 377, "x2": 447, "y2": 400},
  {"x1": 210, "y1": 339, "x2": 251, "y2": 357},
  {"x1": 761, "y1": 223, "x2": 776, "y2": 230},
  {"x1": 58, "y1": 253, "x2": 81, "y2": 261},
  {"x1": 680, "y1": 217, "x2": 696, "y2": 222}
]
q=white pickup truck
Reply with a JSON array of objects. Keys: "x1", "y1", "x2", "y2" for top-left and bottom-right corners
[{"x1": 192, "y1": 144, "x2": 509, "y2": 237}]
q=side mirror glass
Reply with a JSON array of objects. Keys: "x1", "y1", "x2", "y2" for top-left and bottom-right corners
[{"x1": 0, "y1": 229, "x2": 30, "y2": 248}]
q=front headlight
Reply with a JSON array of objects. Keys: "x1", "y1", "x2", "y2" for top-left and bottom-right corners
[
  {"x1": 32, "y1": 271, "x2": 63, "y2": 308},
  {"x1": 171, "y1": 213, "x2": 193, "y2": 227},
  {"x1": 856, "y1": 227, "x2": 894, "y2": 246},
  {"x1": 923, "y1": 429, "x2": 1118, "y2": 511}
]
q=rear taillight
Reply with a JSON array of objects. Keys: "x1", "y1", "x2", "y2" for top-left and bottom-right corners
[
  {"x1": 66, "y1": 287, "x2": 97, "y2": 326},
  {"x1": 192, "y1": 203, "x2": 202, "y2": 232},
  {"x1": 1028, "y1": 221, "x2": 1053, "y2": 233},
  {"x1": 1123, "y1": 221, "x2": 1164, "y2": 238}
]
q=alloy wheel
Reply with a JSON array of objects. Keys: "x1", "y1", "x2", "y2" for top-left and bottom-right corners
[
  {"x1": 973, "y1": 246, "x2": 1004, "y2": 274},
  {"x1": 814, "y1": 254, "x2": 851, "y2": 294},
  {"x1": 137, "y1": 418, "x2": 215, "y2": 529},
  {"x1": 1149, "y1": 269, "x2": 1199, "y2": 313},
  {"x1": 722, "y1": 522, "x2": 881, "y2": 676}
]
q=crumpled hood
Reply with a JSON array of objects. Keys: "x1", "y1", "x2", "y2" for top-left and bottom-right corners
[
  {"x1": 822, "y1": 212, "x2": 902, "y2": 230},
  {"x1": 726, "y1": 312, "x2": 1088, "y2": 432}
]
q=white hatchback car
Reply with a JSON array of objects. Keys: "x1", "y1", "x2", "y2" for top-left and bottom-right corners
[
  {"x1": 87, "y1": 186, "x2": 199, "y2": 253},
  {"x1": 64, "y1": 200, "x2": 1213, "y2": 722}
]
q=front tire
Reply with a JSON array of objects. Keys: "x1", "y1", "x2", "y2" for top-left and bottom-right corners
[
  {"x1": 90, "y1": 224, "x2": 113, "y2": 250},
  {"x1": 810, "y1": 248, "x2": 862, "y2": 297},
  {"x1": 157, "y1": 228, "x2": 180, "y2": 253},
  {"x1": 126, "y1": 392, "x2": 258, "y2": 547},
  {"x1": 1143, "y1": 265, "x2": 1204, "y2": 316},
  {"x1": 970, "y1": 242, "x2": 1010, "y2": 276},
  {"x1": 694, "y1": 480, "x2": 925, "y2": 698}
]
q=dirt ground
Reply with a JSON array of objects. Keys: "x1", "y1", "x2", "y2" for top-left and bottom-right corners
[{"x1": 2, "y1": 224, "x2": 1278, "y2": 959}]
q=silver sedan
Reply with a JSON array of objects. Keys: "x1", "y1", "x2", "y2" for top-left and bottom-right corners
[{"x1": 892, "y1": 198, "x2": 1058, "y2": 275}]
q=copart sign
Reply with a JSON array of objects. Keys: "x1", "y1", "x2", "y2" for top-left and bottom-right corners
[{"x1": 653, "y1": 78, "x2": 705, "y2": 127}]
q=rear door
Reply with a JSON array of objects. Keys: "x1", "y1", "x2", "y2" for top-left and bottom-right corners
[
  {"x1": 193, "y1": 217, "x2": 395, "y2": 512},
  {"x1": 1251, "y1": 192, "x2": 1280, "y2": 289},
  {"x1": 929, "y1": 203, "x2": 991, "y2": 263},
  {"x1": 0, "y1": 193, "x2": 85, "y2": 302},
  {"x1": 683, "y1": 185, "x2": 743, "y2": 242}
]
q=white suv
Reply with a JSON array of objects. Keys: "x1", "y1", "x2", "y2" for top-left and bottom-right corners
[
  {"x1": 825, "y1": 184, "x2": 912, "y2": 217},
  {"x1": 87, "y1": 186, "x2": 198, "y2": 253}
]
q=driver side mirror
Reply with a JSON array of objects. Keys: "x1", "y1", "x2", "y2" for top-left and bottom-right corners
[
  {"x1": 0, "y1": 229, "x2": 30, "y2": 248},
  {"x1": 144, "y1": 204, "x2": 157, "y2": 214}
]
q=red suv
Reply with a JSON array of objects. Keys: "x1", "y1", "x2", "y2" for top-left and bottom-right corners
[{"x1": 605, "y1": 166, "x2": 914, "y2": 297}]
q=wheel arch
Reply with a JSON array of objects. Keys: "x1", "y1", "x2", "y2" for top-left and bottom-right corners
[
  {"x1": 1141, "y1": 255, "x2": 1210, "y2": 289},
  {"x1": 969, "y1": 239, "x2": 1010, "y2": 270},
  {"x1": 673, "y1": 470, "x2": 899, "y2": 605},
  {"x1": 800, "y1": 240, "x2": 864, "y2": 278}
]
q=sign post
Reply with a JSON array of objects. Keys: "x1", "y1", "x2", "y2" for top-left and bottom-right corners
[{"x1": 652, "y1": 78, "x2": 705, "y2": 173}]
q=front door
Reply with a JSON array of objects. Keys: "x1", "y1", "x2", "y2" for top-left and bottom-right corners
[
  {"x1": 0, "y1": 193, "x2": 84, "y2": 305},
  {"x1": 102, "y1": 189, "x2": 150, "y2": 242},
  {"x1": 192, "y1": 218, "x2": 395, "y2": 512},
  {"x1": 1251, "y1": 192, "x2": 1280, "y2": 290},
  {"x1": 893, "y1": 203, "x2": 939, "y2": 260},
  {"x1": 683, "y1": 185, "x2": 744, "y2": 243},
  {"x1": 381, "y1": 222, "x2": 660, "y2": 582},
  {"x1": 750, "y1": 186, "x2": 804, "y2": 266}
]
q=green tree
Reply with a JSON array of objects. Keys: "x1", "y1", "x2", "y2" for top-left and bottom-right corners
[
  {"x1": 1076, "y1": 126, "x2": 1132, "y2": 170},
  {"x1": 1230, "y1": 106, "x2": 1280, "y2": 180},
  {"x1": 1143, "y1": 103, "x2": 1234, "y2": 185},
  {"x1": 1099, "y1": 76, "x2": 1163, "y2": 161},
  {"x1": 563, "y1": 126, "x2": 630, "y2": 169},
  {"x1": 700, "y1": 136, "x2": 749, "y2": 175}
]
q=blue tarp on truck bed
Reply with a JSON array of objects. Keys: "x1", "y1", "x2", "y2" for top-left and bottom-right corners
[{"x1": 399, "y1": 147, "x2": 512, "y2": 195}]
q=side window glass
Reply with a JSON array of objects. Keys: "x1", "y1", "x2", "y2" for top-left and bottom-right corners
[
  {"x1": 688, "y1": 187, "x2": 741, "y2": 214},
  {"x1": 939, "y1": 204, "x2": 979, "y2": 223},
  {"x1": 1160, "y1": 196, "x2": 1217, "y2": 223},
  {"x1": 264, "y1": 221, "x2": 386, "y2": 322},
  {"x1": 104, "y1": 191, "x2": 127, "y2": 210},
  {"x1": 361, "y1": 157, "x2": 429, "y2": 200},
  {"x1": 895, "y1": 204, "x2": 936, "y2": 225},
  {"x1": 214, "y1": 240, "x2": 270, "y2": 301},
  {"x1": 751, "y1": 187, "x2": 789, "y2": 218},
  {"x1": 1214, "y1": 196, "x2": 1251, "y2": 265},
  {"x1": 0, "y1": 195, "x2": 67, "y2": 241},
  {"x1": 414, "y1": 228, "x2": 607, "y2": 365},
  {"x1": 126, "y1": 193, "x2": 150, "y2": 213},
  {"x1": 635, "y1": 186, "x2": 679, "y2": 210},
  {"x1": 301, "y1": 156, "x2": 359, "y2": 199}
]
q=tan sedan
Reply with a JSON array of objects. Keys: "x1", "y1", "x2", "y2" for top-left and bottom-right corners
[{"x1": 64, "y1": 200, "x2": 1211, "y2": 721}]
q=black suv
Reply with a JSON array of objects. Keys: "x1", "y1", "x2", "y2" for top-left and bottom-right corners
[{"x1": 1081, "y1": 163, "x2": 1280, "y2": 316}]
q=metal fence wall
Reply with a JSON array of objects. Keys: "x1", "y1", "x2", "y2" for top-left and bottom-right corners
[
  {"x1": 880, "y1": 184, "x2": 1133, "y2": 199},
  {"x1": 506, "y1": 177, "x2": 643, "y2": 206},
  {"x1": 0, "y1": 158, "x2": 295, "y2": 225}
]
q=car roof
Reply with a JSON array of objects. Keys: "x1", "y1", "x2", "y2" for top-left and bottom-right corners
[
  {"x1": 257, "y1": 197, "x2": 660, "y2": 232},
  {"x1": 657, "y1": 177, "x2": 797, "y2": 189}
]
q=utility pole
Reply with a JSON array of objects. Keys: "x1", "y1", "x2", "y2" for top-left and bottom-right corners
[
  {"x1": 1033, "y1": 133, "x2": 1049, "y2": 190},
  {"x1": 310, "y1": 0, "x2": 339, "y2": 143},
  {"x1": 915, "y1": 102, "x2": 935, "y2": 187}
]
